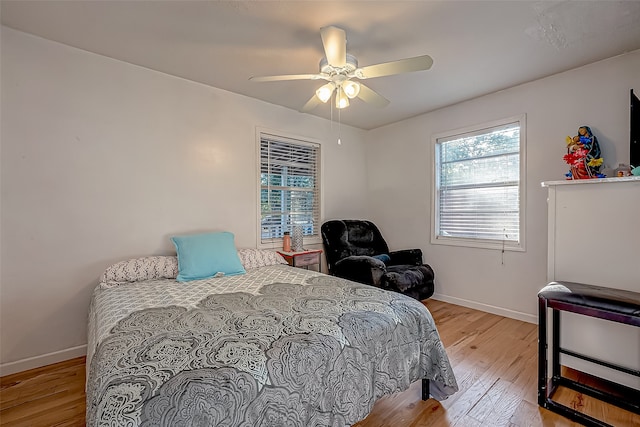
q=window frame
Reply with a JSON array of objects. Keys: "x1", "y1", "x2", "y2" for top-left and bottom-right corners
[
  {"x1": 256, "y1": 127, "x2": 323, "y2": 249},
  {"x1": 430, "y1": 114, "x2": 527, "y2": 251}
]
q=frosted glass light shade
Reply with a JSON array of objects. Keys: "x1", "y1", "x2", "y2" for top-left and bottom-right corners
[
  {"x1": 316, "y1": 83, "x2": 335, "y2": 103},
  {"x1": 343, "y1": 81, "x2": 360, "y2": 99},
  {"x1": 336, "y1": 86, "x2": 349, "y2": 109}
]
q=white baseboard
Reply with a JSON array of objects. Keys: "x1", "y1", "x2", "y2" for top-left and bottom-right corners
[
  {"x1": 0, "y1": 345, "x2": 87, "y2": 377},
  {"x1": 431, "y1": 293, "x2": 537, "y2": 324}
]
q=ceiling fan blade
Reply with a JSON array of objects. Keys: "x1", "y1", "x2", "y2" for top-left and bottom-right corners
[
  {"x1": 356, "y1": 83, "x2": 390, "y2": 108},
  {"x1": 356, "y1": 55, "x2": 433, "y2": 79},
  {"x1": 320, "y1": 26, "x2": 346, "y2": 68},
  {"x1": 300, "y1": 94, "x2": 321, "y2": 112},
  {"x1": 250, "y1": 74, "x2": 320, "y2": 82}
]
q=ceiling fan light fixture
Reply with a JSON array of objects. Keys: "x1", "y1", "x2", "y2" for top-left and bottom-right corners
[
  {"x1": 251, "y1": 26, "x2": 432, "y2": 113},
  {"x1": 336, "y1": 86, "x2": 349, "y2": 109},
  {"x1": 343, "y1": 81, "x2": 360, "y2": 99},
  {"x1": 316, "y1": 82, "x2": 335, "y2": 103}
]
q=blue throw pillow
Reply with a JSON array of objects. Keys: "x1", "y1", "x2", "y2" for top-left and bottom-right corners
[
  {"x1": 372, "y1": 253, "x2": 391, "y2": 264},
  {"x1": 171, "y1": 231, "x2": 246, "y2": 282}
]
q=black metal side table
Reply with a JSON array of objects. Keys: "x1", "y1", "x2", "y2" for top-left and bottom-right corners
[{"x1": 538, "y1": 281, "x2": 640, "y2": 427}]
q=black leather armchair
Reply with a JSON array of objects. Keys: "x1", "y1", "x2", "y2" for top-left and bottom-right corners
[{"x1": 321, "y1": 220, "x2": 435, "y2": 300}]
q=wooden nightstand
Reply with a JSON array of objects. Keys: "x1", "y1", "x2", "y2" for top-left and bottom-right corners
[{"x1": 277, "y1": 249, "x2": 323, "y2": 273}]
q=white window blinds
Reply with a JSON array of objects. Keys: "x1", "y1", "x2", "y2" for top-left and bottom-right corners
[
  {"x1": 260, "y1": 134, "x2": 320, "y2": 243},
  {"x1": 435, "y1": 120, "x2": 522, "y2": 246}
]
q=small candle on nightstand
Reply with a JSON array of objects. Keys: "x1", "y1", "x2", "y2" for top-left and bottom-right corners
[{"x1": 282, "y1": 232, "x2": 291, "y2": 252}]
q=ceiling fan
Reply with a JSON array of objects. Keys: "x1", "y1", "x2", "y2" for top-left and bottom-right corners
[{"x1": 249, "y1": 26, "x2": 433, "y2": 112}]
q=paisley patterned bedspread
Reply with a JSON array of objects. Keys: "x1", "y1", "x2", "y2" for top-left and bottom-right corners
[{"x1": 86, "y1": 264, "x2": 458, "y2": 426}]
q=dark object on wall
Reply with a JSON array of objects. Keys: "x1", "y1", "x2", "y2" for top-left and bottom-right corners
[
  {"x1": 321, "y1": 219, "x2": 434, "y2": 300},
  {"x1": 631, "y1": 89, "x2": 640, "y2": 168}
]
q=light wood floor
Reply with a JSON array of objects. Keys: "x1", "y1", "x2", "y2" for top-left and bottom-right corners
[{"x1": 1, "y1": 300, "x2": 639, "y2": 426}]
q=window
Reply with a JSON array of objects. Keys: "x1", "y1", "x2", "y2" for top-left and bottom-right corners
[
  {"x1": 259, "y1": 131, "x2": 321, "y2": 245},
  {"x1": 432, "y1": 115, "x2": 526, "y2": 250}
]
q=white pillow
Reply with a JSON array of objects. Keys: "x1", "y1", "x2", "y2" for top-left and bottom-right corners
[
  {"x1": 99, "y1": 256, "x2": 178, "y2": 288},
  {"x1": 237, "y1": 248, "x2": 287, "y2": 270}
]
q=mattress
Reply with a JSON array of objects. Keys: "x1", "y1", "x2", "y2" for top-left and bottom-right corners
[{"x1": 86, "y1": 263, "x2": 458, "y2": 426}]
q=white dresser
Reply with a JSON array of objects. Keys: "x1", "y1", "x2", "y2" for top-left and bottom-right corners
[{"x1": 543, "y1": 176, "x2": 640, "y2": 389}]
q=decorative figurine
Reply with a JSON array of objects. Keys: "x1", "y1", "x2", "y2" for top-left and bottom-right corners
[{"x1": 563, "y1": 126, "x2": 604, "y2": 179}]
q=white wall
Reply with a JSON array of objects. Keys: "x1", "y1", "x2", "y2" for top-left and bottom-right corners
[
  {"x1": 0, "y1": 27, "x2": 368, "y2": 374},
  {"x1": 3, "y1": 24, "x2": 639, "y2": 375},
  {"x1": 366, "y1": 49, "x2": 640, "y2": 322}
]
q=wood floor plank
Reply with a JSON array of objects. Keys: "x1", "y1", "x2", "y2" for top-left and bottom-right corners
[
  {"x1": 0, "y1": 357, "x2": 86, "y2": 426},
  {"x1": 2, "y1": 301, "x2": 639, "y2": 426}
]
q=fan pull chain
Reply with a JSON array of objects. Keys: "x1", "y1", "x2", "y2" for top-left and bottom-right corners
[
  {"x1": 330, "y1": 93, "x2": 334, "y2": 131},
  {"x1": 338, "y1": 107, "x2": 342, "y2": 145}
]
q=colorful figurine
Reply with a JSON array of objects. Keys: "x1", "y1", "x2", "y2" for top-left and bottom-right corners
[{"x1": 563, "y1": 126, "x2": 604, "y2": 179}]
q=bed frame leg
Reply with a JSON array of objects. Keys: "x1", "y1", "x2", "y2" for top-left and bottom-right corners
[{"x1": 422, "y1": 378, "x2": 430, "y2": 401}]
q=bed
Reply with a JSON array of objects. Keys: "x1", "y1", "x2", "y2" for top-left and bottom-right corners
[{"x1": 86, "y1": 247, "x2": 458, "y2": 426}]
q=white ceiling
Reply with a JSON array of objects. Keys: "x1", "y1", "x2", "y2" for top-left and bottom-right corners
[{"x1": 2, "y1": 1, "x2": 640, "y2": 130}]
